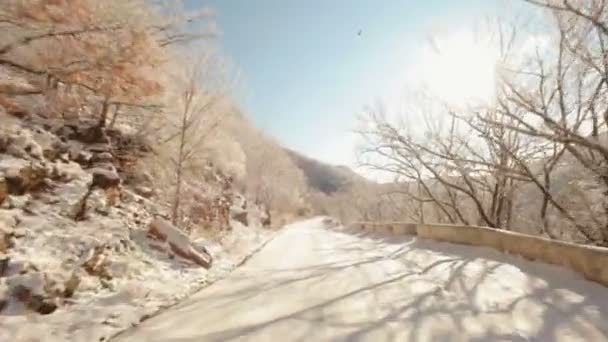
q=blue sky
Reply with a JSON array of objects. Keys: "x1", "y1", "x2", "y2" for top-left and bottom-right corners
[{"x1": 195, "y1": 0, "x2": 505, "y2": 167}]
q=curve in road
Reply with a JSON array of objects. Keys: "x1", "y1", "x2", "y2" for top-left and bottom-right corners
[{"x1": 115, "y1": 217, "x2": 608, "y2": 342}]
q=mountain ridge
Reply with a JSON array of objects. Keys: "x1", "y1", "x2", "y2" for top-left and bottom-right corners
[{"x1": 283, "y1": 148, "x2": 370, "y2": 194}]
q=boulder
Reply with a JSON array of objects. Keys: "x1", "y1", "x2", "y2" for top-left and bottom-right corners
[
  {"x1": 322, "y1": 217, "x2": 340, "y2": 228},
  {"x1": 44, "y1": 271, "x2": 81, "y2": 298},
  {"x1": 5, "y1": 164, "x2": 48, "y2": 195},
  {"x1": 7, "y1": 131, "x2": 44, "y2": 160},
  {"x1": 0, "y1": 255, "x2": 9, "y2": 277},
  {"x1": 76, "y1": 125, "x2": 110, "y2": 144},
  {"x1": 0, "y1": 228, "x2": 14, "y2": 253},
  {"x1": 12, "y1": 285, "x2": 57, "y2": 315},
  {"x1": 0, "y1": 283, "x2": 7, "y2": 313},
  {"x1": 148, "y1": 218, "x2": 212, "y2": 268},
  {"x1": 30, "y1": 127, "x2": 62, "y2": 160},
  {"x1": 42, "y1": 140, "x2": 67, "y2": 161},
  {"x1": 134, "y1": 185, "x2": 154, "y2": 198},
  {"x1": 90, "y1": 168, "x2": 120, "y2": 190},
  {"x1": 8, "y1": 272, "x2": 58, "y2": 315},
  {"x1": 87, "y1": 143, "x2": 111, "y2": 154},
  {"x1": 0, "y1": 96, "x2": 28, "y2": 118},
  {"x1": 0, "y1": 135, "x2": 8, "y2": 153},
  {"x1": 231, "y1": 209, "x2": 248, "y2": 226},
  {"x1": 50, "y1": 161, "x2": 86, "y2": 184},
  {"x1": 63, "y1": 272, "x2": 80, "y2": 298},
  {"x1": 50, "y1": 162, "x2": 82, "y2": 183},
  {"x1": 261, "y1": 208, "x2": 271, "y2": 227},
  {"x1": 91, "y1": 161, "x2": 117, "y2": 173},
  {"x1": 54, "y1": 125, "x2": 76, "y2": 140},
  {"x1": 12, "y1": 227, "x2": 26, "y2": 238},
  {"x1": 91, "y1": 152, "x2": 113, "y2": 164},
  {"x1": 139, "y1": 171, "x2": 153, "y2": 184},
  {"x1": 122, "y1": 168, "x2": 153, "y2": 188},
  {"x1": 5, "y1": 144, "x2": 27, "y2": 159},
  {"x1": 0, "y1": 176, "x2": 7, "y2": 205},
  {"x1": 7, "y1": 194, "x2": 32, "y2": 210},
  {"x1": 82, "y1": 245, "x2": 112, "y2": 280},
  {"x1": 72, "y1": 150, "x2": 92, "y2": 166}
]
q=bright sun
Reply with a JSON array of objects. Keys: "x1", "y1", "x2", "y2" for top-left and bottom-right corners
[{"x1": 419, "y1": 32, "x2": 499, "y2": 107}]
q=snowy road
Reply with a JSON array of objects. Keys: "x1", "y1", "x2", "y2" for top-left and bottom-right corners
[{"x1": 115, "y1": 218, "x2": 608, "y2": 342}]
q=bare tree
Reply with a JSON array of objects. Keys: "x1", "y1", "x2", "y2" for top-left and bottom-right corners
[
  {"x1": 479, "y1": 0, "x2": 608, "y2": 244},
  {"x1": 161, "y1": 58, "x2": 224, "y2": 225},
  {"x1": 357, "y1": 99, "x2": 527, "y2": 229},
  {"x1": 354, "y1": 1, "x2": 608, "y2": 246},
  {"x1": 0, "y1": 0, "x2": 213, "y2": 126}
]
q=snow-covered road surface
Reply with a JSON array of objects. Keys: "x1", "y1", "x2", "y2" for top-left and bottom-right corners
[{"x1": 114, "y1": 218, "x2": 608, "y2": 342}]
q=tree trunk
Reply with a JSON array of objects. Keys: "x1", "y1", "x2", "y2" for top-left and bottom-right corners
[
  {"x1": 505, "y1": 180, "x2": 514, "y2": 229},
  {"x1": 171, "y1": 100, "x2": 190, "y2": 226},
  {"x1": 98, "y1": 97, "x2": 110, "y2": 128},
  {"x1": 171, "y1": 165, "x2": 183, "y2": 226},
  {"x1": 417, "y1": 181, "x2": 425, "y2": 224},
  {"x1": 109, "y1": 104, "x2": 121, "y2": 129},
  {"x1": 600, "y1": 173, "x2": 608, "y2": 246},
  {"x1": 540, "y1": 168, "x2": 559, "y2": 239}
]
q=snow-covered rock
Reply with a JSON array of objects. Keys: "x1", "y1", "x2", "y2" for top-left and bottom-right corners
[
  {"x1": 0, "y1": 176, "x2": 7, "y2": 205},
  {"x1": 6, "y1": 130, "x2": 44, "y2": 160},
  {"x1": 0, "y1": 115, "x2": 274, "y2": 341},
  {"x1": 90, "y1": 167, "x2": 121, "y2": 189},
  {"x1": 3, "y1": 162, "x2": 49, "y2": 195},
  {"x1": 134, "y1": 185, "x2": 154, "y2": 198},
  {"x1": 148, "y1": 218, "x2": 213, "y2": 268},
  {"x1": 71, "y1": 149, "x2": 92, "y2": 165},
  {"x1": 91, "y1": 152, "x2": 113, "y2": 164}
]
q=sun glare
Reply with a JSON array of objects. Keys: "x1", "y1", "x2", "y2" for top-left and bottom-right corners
[{"x1": 419, "y1": 32, "x2": 499, "y2": 107}]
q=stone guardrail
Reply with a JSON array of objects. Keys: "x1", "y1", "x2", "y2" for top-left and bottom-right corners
[{"x1": 348, "y1": 221, "x2": 608, "y2": 287}]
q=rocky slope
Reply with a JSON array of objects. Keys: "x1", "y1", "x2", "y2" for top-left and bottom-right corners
[{"x1": 0, "y1": 110, "x2": 273, "y2": 341}]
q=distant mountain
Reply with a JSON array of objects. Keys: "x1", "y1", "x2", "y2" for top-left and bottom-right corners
[{"x1": 284, "y1": 149, "x2": 368, "y2": 194}]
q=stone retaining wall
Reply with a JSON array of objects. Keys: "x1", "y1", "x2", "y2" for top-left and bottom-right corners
[{"x1": 350, "y1": 221, "x2": 608, "y2": 287}]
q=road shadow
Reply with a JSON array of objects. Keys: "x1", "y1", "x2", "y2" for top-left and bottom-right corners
[{"x1": 117, "y1": 226, "x2": 608, "y2": 342}]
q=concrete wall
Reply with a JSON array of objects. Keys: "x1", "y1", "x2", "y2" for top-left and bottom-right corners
[
  {"x1": 352, "y1": 221, "x2": 608, "y2": 287},
  {"x1": 349, "y1": 222, "x2": 417, "y2": 235}
]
